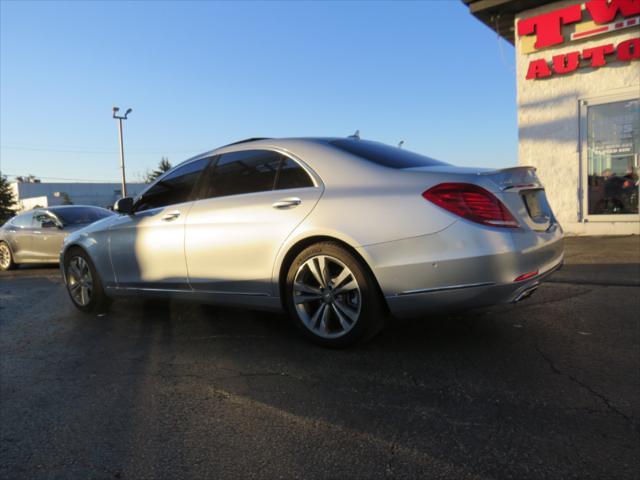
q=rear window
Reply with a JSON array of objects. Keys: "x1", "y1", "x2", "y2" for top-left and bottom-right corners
[
  {"x1": 53, "y1": 207, "x2": 113, "y2": 226},
  {"x1": 331, "y1": 140, "x2": 449, "y2": 169}
]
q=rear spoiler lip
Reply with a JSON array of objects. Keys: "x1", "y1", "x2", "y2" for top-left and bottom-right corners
[
  {"x1": 476, "y1": 166, "x2": 537, "y2": 175},
  {"x1": 476, "y1": 165, "x2": 543, "y2": 191},
  {"x1": 500, "y1": 183, "x2": 543, "y2": 191}
]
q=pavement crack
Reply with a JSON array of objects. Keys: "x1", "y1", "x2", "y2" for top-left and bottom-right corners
[{"x1": 534, "y1": 345, "x2": 638, "y2": 435}]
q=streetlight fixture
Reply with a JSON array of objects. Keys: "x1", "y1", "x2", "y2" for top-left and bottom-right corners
[{"x1": 112, "y1": 106, "x2": 132, "y2": 197}]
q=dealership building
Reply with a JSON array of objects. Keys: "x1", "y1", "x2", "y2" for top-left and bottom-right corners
[{"x1": 465, "y1": 0, "x2": 639, "y2": 235}]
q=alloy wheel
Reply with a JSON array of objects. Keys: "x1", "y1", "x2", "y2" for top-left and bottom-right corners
[
  {"x1": 293, "y1": 255, "x2": 361, "y2": 339},
  {"x1": 67, "y1": 256, "x2": 93, "y2": 306},
  {"x1": 0, "y1": 243, "x2": 11, "y2": 270}
]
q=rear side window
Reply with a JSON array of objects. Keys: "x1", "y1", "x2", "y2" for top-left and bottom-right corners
[
  {"x1": 275, "y1": 157, "x2": 314, "y2": 190},
  {"x1": 136, "y1": 158, "x2": 209, "y2": 211},
  {"x1": 11, "y1": 212, "x2": 33, "y2": 228},
  {"x1": 201, "y1": 150, "x2": 314, "y2": 199},
  {"x1": 331, "y1": 139, "x2": 449, "y2": 169},
  {"x1": 203, "y1": 150, "x2": 281, "y2": 199}
]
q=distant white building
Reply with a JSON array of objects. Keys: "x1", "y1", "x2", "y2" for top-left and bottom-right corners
[{"x1": 10, "y1": 182, "x2": 147, "y2": 212}]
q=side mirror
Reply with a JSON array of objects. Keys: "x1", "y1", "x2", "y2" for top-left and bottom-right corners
[{"x1": 114, "y1": 197, "x2": 134, "y2": 214}]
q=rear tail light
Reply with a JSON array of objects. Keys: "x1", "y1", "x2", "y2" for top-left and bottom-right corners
[{"x1": 422, "y1": 183, "x2": 519, "y2": 228}]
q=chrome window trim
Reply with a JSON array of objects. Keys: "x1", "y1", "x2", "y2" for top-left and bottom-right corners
[
  {"x1": 211, "y1": 144, "x2": 322, "y2": 189},
  {"x1": 138, "y1": 145, "x2": 323, "y2": 207},
  {"x1": 191, "y1": 146, "x2": 323, "y2": 202}
]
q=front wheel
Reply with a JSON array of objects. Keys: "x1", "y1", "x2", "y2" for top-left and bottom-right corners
[
  {"x1": 285, "y1": 242, "x2": 386, "y2": 348},
  {"x1": 64, "y1": 248, "x2": 111, "y2": 313},
  {"x1": 0, "y1": 242, "x2": 15, "y2": 271}
]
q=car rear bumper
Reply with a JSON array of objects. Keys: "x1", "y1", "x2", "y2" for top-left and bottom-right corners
[
  {"x1": 384, "y1": 258, "x2": 562, "y2": 318},
  {"x1": 358, "y1": 220, "x2": 564, "y2": 319}
]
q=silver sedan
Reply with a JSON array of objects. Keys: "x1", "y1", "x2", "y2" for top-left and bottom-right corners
[
  {"x1": 60, "y1": 137, "x2": 564, "y2": 347},
  {"x1": 0, "y1": 206, "x2": 114, "y2": 270}
]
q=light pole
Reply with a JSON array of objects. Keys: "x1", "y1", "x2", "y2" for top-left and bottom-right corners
[{"x1": 112, "y1": 106, "x2": 132, "y2": 198}]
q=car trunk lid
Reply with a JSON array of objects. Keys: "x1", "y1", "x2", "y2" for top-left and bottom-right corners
[
  {"x1": 405, "y1": 165, "x2": 555, "y2": 232},
  {"x1": 479, "y1": 167, "x2": 554, "y2": 232}
]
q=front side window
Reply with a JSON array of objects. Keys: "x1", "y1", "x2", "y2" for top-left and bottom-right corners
[
  {"x1": 585, "y1": 98, "x2": 639, "y2": 216},
  {"x1": 10, "y1": 212, "x2": 33, "y2": 228},
  {"x1": 136, "y1": 158, "x2": 209, "y2": 211}
]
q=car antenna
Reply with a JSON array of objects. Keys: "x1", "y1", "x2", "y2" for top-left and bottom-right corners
[
  {"x1": 348, "y1": 129, "x2": 360, "y2": 140},
  {"x1": 398, "y1": 140, "x2": 404, "y2": 148}
]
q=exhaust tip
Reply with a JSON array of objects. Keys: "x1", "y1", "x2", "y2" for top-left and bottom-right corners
[{"x1": 513, "y1": 284, "x2": 539, "y2": 303}]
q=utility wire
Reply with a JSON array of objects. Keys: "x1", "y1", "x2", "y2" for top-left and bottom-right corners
[
  {"x1": 1, "y1": 144, "x2": 207, "y2": 155},
  {"x1": 3, "y1": 173, "x2": 128, "y2": 183}
]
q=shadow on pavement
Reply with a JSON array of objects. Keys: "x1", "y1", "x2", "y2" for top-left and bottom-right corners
[{"x1": 2, "y1": 240, "x2": 639, "y2": 478}]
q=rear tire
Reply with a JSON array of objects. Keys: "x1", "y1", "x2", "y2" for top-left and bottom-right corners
[
  {"x1": 63, "y1": 248, "x2": 111, "y2": 313},
  {"x1": 285, "y1": 242, "x2": 386, "y2": 348},
  {"x1": 0, "y1": 242, "x2": 15, "y2": 271}
]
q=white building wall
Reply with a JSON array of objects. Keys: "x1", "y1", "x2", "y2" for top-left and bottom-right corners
[
  {"x1": 515, "y1": 0, "x2": 640, "y2": 235},
  {"x1": 11, "y1": 182, "x2": 147, "y2": 212},
  {"x1": 19, "y1": 196, "x2": 58, "y2": 210}
]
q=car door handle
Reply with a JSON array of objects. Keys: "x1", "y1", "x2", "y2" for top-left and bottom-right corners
[
  {"x1": 161, "y1": 211, "x2": 181, "y2": 221},
  {"x1": 272, "y1": 197, "x2": 302, "y2": 209}
]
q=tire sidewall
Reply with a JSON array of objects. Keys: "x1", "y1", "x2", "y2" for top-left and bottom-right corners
[
  {"x1": 285, "y1": 242, "x2": 383, "y2": 348},
  {"x1": 0, "y1": 241, "x2": 15, "y2": 271},
  {"x1": 64, "y1": 248, "x2": 109, "y2": 313}
]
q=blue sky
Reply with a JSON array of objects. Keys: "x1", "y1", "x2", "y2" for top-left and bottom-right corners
[{"x1": 0, "y1": 0, "x2": 517, "y2": 183}]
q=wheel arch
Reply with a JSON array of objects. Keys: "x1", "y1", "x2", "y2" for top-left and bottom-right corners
[
  {"x1": 61, "y1": 242, "x2": 88, "y2": 261},
  {"x1": 0, "y1": 238, "x2": 14, "y2": 255},
  {"x1": 60, "y1": 242, "x2": 89, "y2": 281},
  {"x1": 61, "y1": 238, "x2": 114, "y2": 287},
  {"x1": 276, "y1": 235, "x2": 389, "y2": 315}
]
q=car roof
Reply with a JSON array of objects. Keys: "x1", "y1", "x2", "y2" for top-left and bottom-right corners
[
  {"x1": 37, "y1": 205, "x2": 110, "y2": 215},
  {"x1": 221, "y1": 137, "x2": 345, "y2": 147},
  {"x1": 181, "y1": 137, "x2": 354, "y2": 163},
  {"x1": 45, "y1": 205, "x2": 107, "y2": 211}
]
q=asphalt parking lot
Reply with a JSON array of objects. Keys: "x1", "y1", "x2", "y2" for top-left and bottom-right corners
[{"x1": 1, "y1": 236, "x2": 639, "y2": 479}]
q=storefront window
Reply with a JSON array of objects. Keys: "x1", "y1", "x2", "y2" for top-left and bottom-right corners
[{"x1": 586, "y1": 99, "x2": 639, "y2": 216}]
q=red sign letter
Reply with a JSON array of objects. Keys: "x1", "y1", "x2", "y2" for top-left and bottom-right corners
[
  {"x1": 617, "y1": 38, "x2": 640, "y2": 61},
  {"x1": 517, "y1": 5, "x2": 582, "y2": 49},
  {"x1": 585, "y1": 0, "x2": 640, "y2": 24},
  {"x1": 582, "y1": 44, "x2": 616, "y2": 67},
  {"x1": 552, "y1": 51, "x2": 581, "y2": 74},
  {"x1": 526, "y1": 59, "x2": 553, "y2": 79}
]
